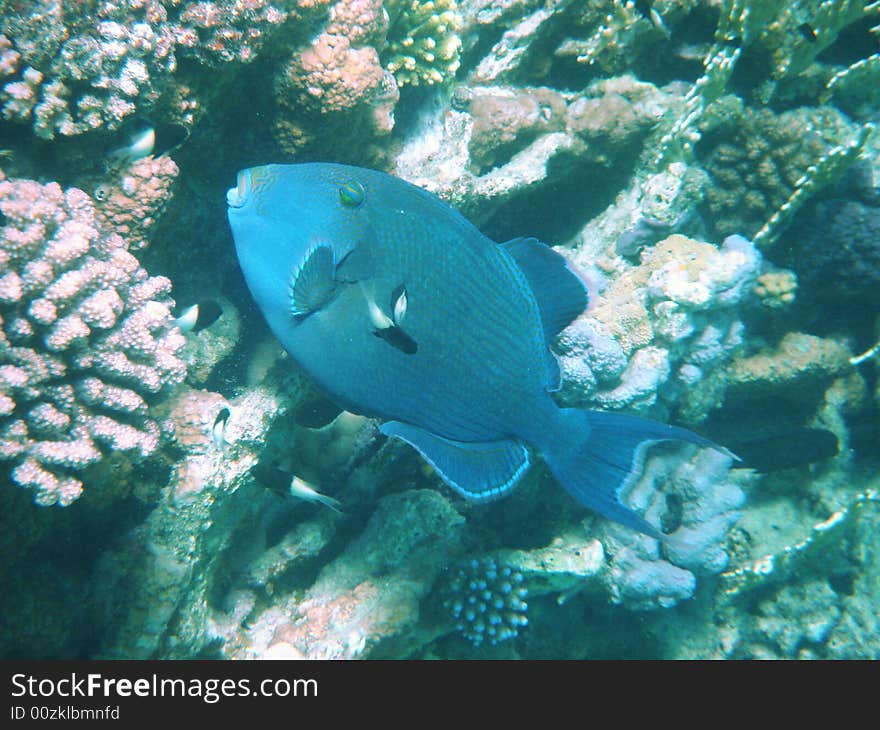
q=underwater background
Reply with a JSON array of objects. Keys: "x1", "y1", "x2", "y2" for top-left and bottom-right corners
[{"x1": 0, "y1": 0, "x2": 878, "y2": 659}]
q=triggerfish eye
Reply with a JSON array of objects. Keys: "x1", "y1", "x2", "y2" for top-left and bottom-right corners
[{"x1": 339, "y1": 180, "x2": 366, "y2": 208}]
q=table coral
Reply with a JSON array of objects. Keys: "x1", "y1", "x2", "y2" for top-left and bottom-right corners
[{"x1": 0, "y1": 172, "x2": 185, "y2": 506}]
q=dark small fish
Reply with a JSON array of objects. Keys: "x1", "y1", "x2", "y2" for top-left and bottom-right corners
[
  {"x1": 152, "y1": 122, "x2": 189, "y2": 156},
  {"x1": 798, "y1": 23, "x2": 818, "y2": 42},
  {"x1": 174, "y1": 300, "x2": 222, "y2": 333},
  {"x1": 730, "y1": 427, "x2": 838, "y2": 472},
  {"x1": 250, "y1": 462, "x2": 291, "y2": 497},
  {"x1": 212, "y1": 407, "x2": 231, "y2": 450}
]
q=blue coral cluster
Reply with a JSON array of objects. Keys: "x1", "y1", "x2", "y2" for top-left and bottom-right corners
[{"x1": 443, "y1": 557, "x2": 528, "y2": 647}]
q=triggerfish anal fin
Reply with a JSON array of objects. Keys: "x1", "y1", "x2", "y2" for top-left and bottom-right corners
[
  {"x1": 500, "y1": 237, "x2": 589, "y2": 340},
  {"x1": 290, "y1": 244, "x2": 338, "y2": 320},
  {"x1": 380, "y1": 421, "x2": 530, "y2": 502}
]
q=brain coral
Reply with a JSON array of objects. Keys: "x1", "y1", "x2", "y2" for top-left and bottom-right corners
[{"x1": 0, "y1": 172, "x2": 186, "y2": 506}]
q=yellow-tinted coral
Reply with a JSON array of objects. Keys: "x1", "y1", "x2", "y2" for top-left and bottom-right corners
[
  {"x1": 383, "y1": 0, "x2": 462, "y2": 87},
  {"x1": 754, "y1": 270, "x2": 797, "y2": 309}
]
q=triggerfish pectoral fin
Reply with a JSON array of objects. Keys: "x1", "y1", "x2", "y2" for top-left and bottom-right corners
[
  {"x1": 290, "y1": 244, "x2": 339, "y2": 319},
  {"x1": 541, "y1": 409, "x2": 725, "y2": 540},
  {"x1": 380, "y1": 421, "x2": 530, "y2": 502}
]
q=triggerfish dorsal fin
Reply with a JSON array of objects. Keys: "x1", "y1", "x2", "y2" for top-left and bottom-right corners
[
  {"x1": 380, "y1": 421, "x2": 530, "y2": 502},
  {"x1": 500, "y1": 237, "x2": 589, "y2": 340},
  {"x1": 290, "y1": 244, "x2": 338, "y2": 320}
]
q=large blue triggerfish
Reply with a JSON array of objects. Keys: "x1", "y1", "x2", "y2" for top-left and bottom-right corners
[{"x1": 226, "y1": 163, "x2": 722, "y2": 539}]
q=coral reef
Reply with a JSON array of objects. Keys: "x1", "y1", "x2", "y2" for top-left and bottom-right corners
[
  {"x1": 383, "y1": 0, "x2": 462, "y2": 87},
  {"x1": 702, "y1": 106, "x2": 863, "y2": 241},
  {"x1": 558, "y1": 233, "x2": 760, "y2": 423},
  {"x1": 0, "y1": 0, "x2": 294, "y2": 138},
  {"x1": 777, "y1": 165, "x2": 880, "y2": 314},
  {"x1": 0, "y1": 171, "x2": 185, "y2": 505},
  {"x1": 601, "y1": 446, "x2": 746, "y2": 610},
  {"x1": 3, "y1": 0, "x2": 880, "y2": 662}
]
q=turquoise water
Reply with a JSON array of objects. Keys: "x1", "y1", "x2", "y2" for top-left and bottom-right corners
[{"x1": 0, "y1": 0, "x2": 878, "y2": 659}]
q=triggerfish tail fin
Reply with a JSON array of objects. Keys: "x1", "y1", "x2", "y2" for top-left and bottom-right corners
[{"x1": 541, "y1": 408, "x2": 724, "y2": 539}]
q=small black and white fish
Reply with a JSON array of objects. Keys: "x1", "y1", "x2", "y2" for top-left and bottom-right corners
[
  {"x1": 174, "y1": 300, "x2": 223, "y2": 333},
  {"x1": 212, "y1": 407, "x2": 231, "y2": 451},
  {"x1": 108, "y1": 122, "x2": 189, "y2": 166},
  {"x1": 251, "y1": 463, "x2": 342, "y2": 512},
  {"x1": 109, "y1": 126, "x2": 156, "y2": 165},
  {"x1": 633, "y1": 0, "x2": 669, "y2": 37},
  {"x1": 367, "y1": 284, "x2": 418, "y2": 354}
]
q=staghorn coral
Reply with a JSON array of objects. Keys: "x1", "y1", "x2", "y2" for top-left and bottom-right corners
[
  {"x1": 731, "y1": 0, "x2": 880, "y2": 82},
  {"x1": 0, "y1": 172, "x2": 185, "y2": 506},
  {"x1": 383, "y1": 0, "x2": 462, "y2": 87}
]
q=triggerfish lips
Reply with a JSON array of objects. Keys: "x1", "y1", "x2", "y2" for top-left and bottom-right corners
[{"x1": 226, "y1": 169, "x2": 250, "y2": 208}]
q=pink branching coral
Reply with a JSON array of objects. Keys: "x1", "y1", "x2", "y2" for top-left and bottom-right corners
[
  {"x1": 92, "y1": 155, "x2": 180, "y2": 251},
  {"x1": 0, "y1": 171, "x2": 186, "y2": 506}
]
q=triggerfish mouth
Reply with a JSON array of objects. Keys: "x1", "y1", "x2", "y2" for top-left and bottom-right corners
[{"x1": 226, "y1": 163, "x2": 726, "y2": 539}]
